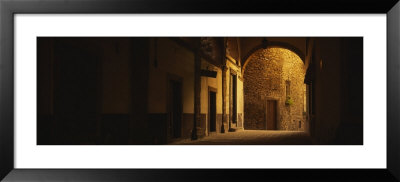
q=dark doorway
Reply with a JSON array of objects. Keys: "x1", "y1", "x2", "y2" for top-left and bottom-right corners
[
  {"x1": 266, "y1": 100, "x2": 277, "y2": 130},
  {"x1": 53, "y1": 40, "x2": 99, "y2": 144},
  {"x1": 209, "y1": 90, "x2": 217, "y2": 132},
  {"x1": 169, "y1": 80, "x2": 182, "y2": 138},
  {"x1": 230, "y1": 74, "x2": 237, "y2": 126}
]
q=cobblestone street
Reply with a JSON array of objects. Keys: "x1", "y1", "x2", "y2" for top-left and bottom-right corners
[{"x1": 170, "y1": 130, "x2": 313, "y2": 145}]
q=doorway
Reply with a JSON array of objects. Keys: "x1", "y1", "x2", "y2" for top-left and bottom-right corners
[
  {"x1": 168, "y1": 79, "x2": 182, "y2": 139},
  {"x1": 209, "y1": 89, "x2": 217, "y2": 132},
  {"x1": 266, "y1": 100, "x2": 277, "y2": 130},
  {"x1": 230, "y1": 73, "x2": 237, "y2": 127}
]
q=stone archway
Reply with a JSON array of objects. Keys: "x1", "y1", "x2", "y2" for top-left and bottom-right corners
[
  {"x1": 241, "y1": 41, "x2": 305, "y2": 75},
  {"x1": 243, "y1": 47, "x2": 307, "y2": 131}
]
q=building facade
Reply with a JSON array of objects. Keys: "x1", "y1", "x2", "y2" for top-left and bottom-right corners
[{"x1": 37, "y1": 37, "x2": 363, "y2": 145}]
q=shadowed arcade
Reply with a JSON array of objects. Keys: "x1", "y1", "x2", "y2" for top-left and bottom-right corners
[{"x1": 37, "y1": 37, "x2": 363, "y2": 145}]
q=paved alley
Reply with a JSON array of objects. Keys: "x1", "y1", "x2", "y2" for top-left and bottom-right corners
[{"x1": 170, "y1": 130, "x2": 313, "y2": 145}]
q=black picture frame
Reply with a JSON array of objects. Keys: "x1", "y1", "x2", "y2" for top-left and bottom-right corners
[{"x1": 1, "y1": 0, "x2": 399, "y2": 181}]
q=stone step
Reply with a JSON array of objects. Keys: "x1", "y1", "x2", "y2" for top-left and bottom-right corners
[{"x1": 228, "y1": 127, "x2": 244, "y2": 132}]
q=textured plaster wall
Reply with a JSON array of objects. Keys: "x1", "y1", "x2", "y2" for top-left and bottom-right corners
[
  {"x1": 101, "y1": 39, "x2": 132, "y2": 114},
  {"x1": 200, "y1": 59, "x2": 222, "y2": 135},
  {"x1": 37, "y1": 38, "x2": 135, "y2": 115},
  {"x1": 244, "y1": 48, "x2": 306, "y2": 130},
  {"x1": 148, "y1": 38, "x2": 195, "y2": 114}
]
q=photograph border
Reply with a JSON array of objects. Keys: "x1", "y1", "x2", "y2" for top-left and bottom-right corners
[{"x1": 1, "y1": 0, "x2": 399, "y2": 181}]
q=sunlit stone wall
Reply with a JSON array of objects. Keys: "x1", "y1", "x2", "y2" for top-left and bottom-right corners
[{"x1": 244, "y1": 48, "x2": 306, "y2": 130}]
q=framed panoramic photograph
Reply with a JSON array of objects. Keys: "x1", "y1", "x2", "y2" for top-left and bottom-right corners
[{"x1": 1, "y1": 0, "x2": 400, "y2": 181}]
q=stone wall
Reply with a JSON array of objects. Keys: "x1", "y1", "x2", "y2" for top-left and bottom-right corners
[{"x1": 244, "y1": 48, "x2": 306, "y2": 130}]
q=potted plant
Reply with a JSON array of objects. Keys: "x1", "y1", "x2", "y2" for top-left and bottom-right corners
[{"x1": 285, "y1": 96, "x2": 294, "y2": 106}]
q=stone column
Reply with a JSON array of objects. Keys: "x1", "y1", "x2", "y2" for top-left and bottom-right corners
[
  {"x1": 221, "y1": 65, "x2": 227, "y2": 133},
  {"x1": 221, "y1": 38, "x2": 227, "y2": 134},
  {"x1": 192, "y1": 50, "x2": 201, "y2": 140}
]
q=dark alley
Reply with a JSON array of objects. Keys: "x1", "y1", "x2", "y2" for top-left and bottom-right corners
[{"x1": 37, "y1": 37, "x2": 363, "y2": 145}]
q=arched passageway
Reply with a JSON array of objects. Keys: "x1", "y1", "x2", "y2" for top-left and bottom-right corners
[
  {"x1": 243, "y1": 47, "x2": 307, "y2": 131},
  {"x1": 36, "y1": 37, "x2": 363, "y2": 145}
]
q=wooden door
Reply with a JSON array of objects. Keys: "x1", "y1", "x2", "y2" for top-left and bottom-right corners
[
  {"x1": 209, "y1": 91, "x2": 217, "y2": 132},
  {"x1": 266, "y1": 100, "x2": 277, "y2": 130},
  {"x1": 229, "y1": 74, "x2": 237, "y2": 126}
]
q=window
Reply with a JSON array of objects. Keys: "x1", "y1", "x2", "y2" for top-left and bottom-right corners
[{"x1": 285, "y1": 80, "x2": 291, "y2": 97}]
